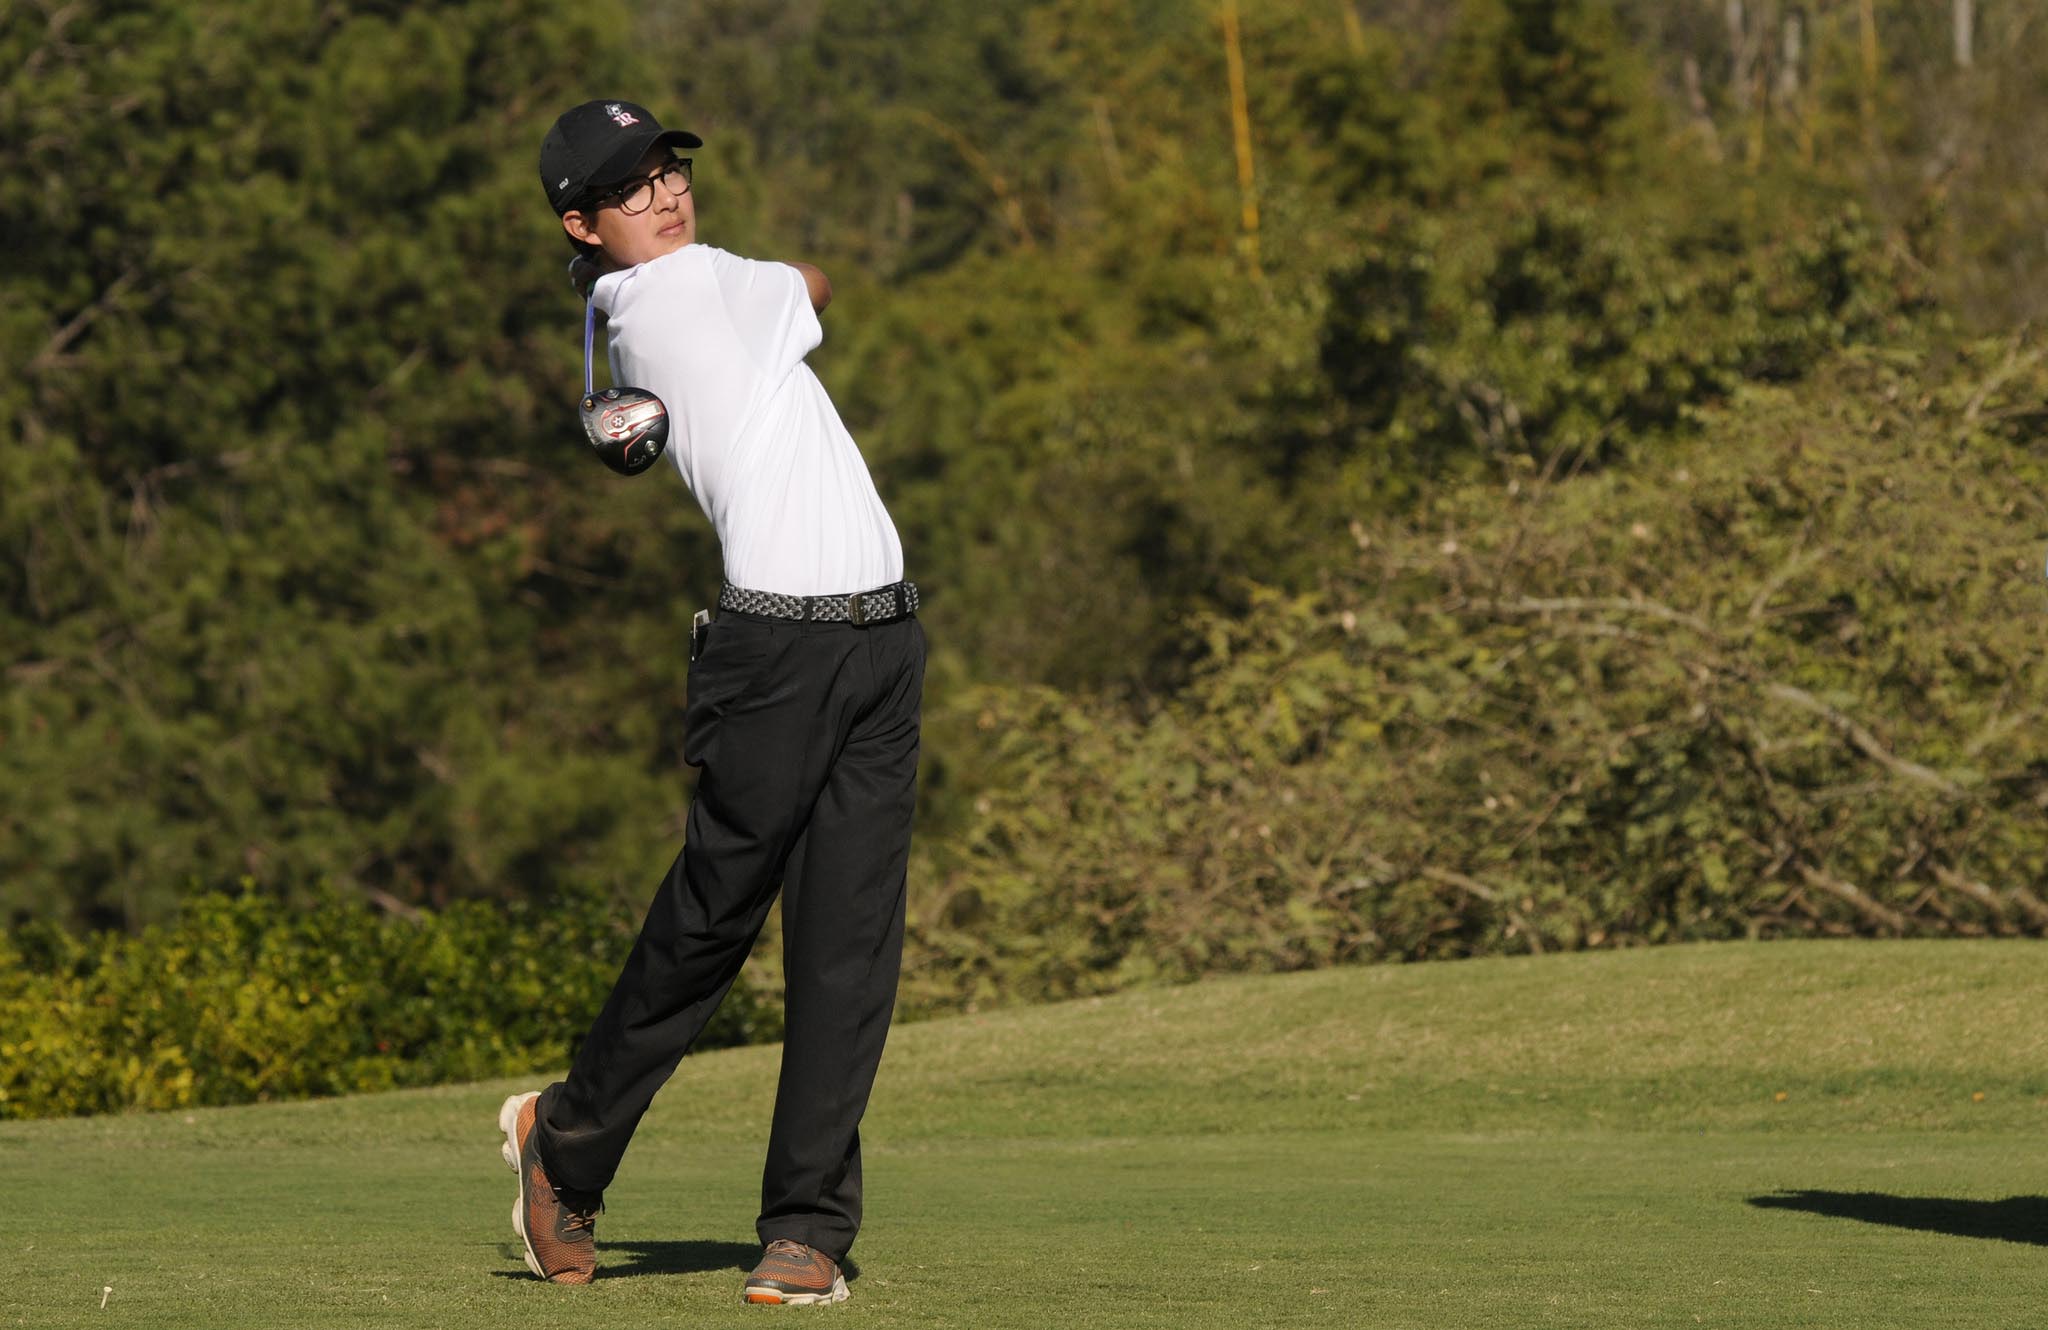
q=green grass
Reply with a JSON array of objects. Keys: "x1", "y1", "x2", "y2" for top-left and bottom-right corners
[{"x1": 13, "y1": 939, "x2": 2048, "y2": 1328}]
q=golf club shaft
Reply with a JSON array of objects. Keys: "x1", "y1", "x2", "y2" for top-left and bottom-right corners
[{"x1": 583, "y1": 300, "x2": 597, "y2": 398}]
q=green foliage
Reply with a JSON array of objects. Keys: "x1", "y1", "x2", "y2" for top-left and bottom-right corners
[
  {"x1": 0, "y1": 0, "x2": 1954, "y2": 930},
  {"x1": 0, "y1": 887, "x2": 779, "y2": 1120},
  {"x1": 1437, "y1": 0, "x2": 1651, "y2": 183},
  {"x1": 898, "y1": 340, "x2": 2048, "y2": 1013},
  {"x1": 6, "y1": 0, "x2": 2048, "y2": 1116},
  {"x1": 1, "y1": 0, "x2": 721, "y2": 926},
  {"x1": 1296, "y1": 191, "x2": 1928, "y2": 512},
  {"x1": 819, "y1": 0, "x2": 1932, "y2": 686}
]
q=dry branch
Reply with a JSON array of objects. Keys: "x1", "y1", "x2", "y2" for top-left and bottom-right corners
[
  {"x1": 1932, "y1": 866, "x2": 2048, "y2": 929},
  {"x1": 1798, "y1": 864, "x2": 1911, "y2": 933},
  {"x1": 1760, "y1": 681, "x2": 1968, "y2": 798},
  {"x1": 28, "y1": 266, "x2": 142, "y2": 374},
  {"x1": 1474, "y1": 595, "x2": 1715, "y2": 636},
  {"x1": 903, "y1": 109, "x2": 1034, "y2": 251},
  {"x1": 1418, "y1": 865, "x2": 1543, "y2": 954},
  {"x1": 2010, "y1": 887, "x2": 2048, "y2": 929},
  {"x1": 1931, "y1": 864, "x2": 2003, "y2": 915},
  {"x1": 1961, "y1": 334, "x2": 2041, "y2": 425},
  {"x1": 1745, "y1": 538, "x2": 1828, "y2": 620}
]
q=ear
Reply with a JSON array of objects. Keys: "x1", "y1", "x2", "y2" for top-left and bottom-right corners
[{"x1": 561, "y1": 209, "x2": 602, "y2": 247}]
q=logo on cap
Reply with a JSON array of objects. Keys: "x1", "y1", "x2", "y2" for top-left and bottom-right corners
[
  {"x1": 557, "y1": 176, "x2": 570, "y2": 191},
  {"x1": 606, "y1": 103, "x2": 639, "y2": 127}
]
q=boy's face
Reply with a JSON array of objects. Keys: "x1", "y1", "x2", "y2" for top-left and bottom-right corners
[{"x1": 561, "y1": 145, "x2": 696, "y2": 268}]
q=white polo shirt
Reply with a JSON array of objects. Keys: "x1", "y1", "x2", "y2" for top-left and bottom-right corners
[{"x1": 590, "y1": 245, "x2": 904, "y2": 597}]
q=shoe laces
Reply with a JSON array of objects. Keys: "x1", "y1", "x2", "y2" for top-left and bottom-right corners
[{"x1": 556, "y1": 1190, "x2": 603, "y2": 1236}]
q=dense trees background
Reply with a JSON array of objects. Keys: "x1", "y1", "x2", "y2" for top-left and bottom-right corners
[{"x1": 5, "y1": 0, "x2": 2047, "y2": 1113}]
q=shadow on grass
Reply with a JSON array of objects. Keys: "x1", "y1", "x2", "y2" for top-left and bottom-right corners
[
  {"x1": 487, "y1": 1239, "x2": 759, "y2": 1280},
  {"x1": 1748, "y1": 1191, "x2": 2048, "y2": 1246},
  {"x1": 599, "y1": 1242, "x2": 861, "y2": 1284},
  {"x1": 598, "y1": 1239, "x2": 762, "y2": 1279}
]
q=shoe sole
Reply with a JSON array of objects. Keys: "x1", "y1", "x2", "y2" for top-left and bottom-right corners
[
  {"x1": 498, "y1": 1091, "x2": 546, "y2": 1280},
  {"x1": 743, "y1": 1274, "x2": 850, "y2": 1306}
]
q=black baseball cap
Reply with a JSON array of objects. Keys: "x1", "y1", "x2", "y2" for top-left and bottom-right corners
[{"x1": 540, "y1": 99, "x2": 703, "y2": 215}]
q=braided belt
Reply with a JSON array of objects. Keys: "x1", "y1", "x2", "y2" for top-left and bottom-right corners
[{"x1": 719, "y1": 580, "x2": 919, "y2": 625}]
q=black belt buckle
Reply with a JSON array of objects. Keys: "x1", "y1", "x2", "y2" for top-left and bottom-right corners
[{"x1": 848, "y1": 591, "x2": 869, "y2": 625}]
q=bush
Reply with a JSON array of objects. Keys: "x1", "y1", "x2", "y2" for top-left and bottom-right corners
[
  {"x1": 899, "y1": 339, "x2": 2048, "y2": 1014},
  {"x1": 0, "y1": 888, "x2": 781, "y2": 1120}
]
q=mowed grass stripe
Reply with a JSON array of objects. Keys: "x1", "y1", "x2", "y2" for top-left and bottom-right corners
[{"x1": 10, "y1": 940, "x2": 2048, "y2": 1328}]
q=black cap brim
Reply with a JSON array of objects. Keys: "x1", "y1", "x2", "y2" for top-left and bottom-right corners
[{"x1": 584, "y1": 128, "x2": 705, "y2": 198}]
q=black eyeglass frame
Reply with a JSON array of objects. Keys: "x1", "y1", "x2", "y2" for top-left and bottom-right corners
[{"x1": 585, "y1": 158, "x2": 693, "y2": 216}]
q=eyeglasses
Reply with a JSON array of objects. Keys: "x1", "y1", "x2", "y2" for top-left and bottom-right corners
[{"x1": 589, "y1": 158, "x2": 692, "y2": 215}]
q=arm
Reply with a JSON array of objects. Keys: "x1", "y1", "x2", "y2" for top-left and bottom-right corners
[{"x1": 787, "y1": 261, "x2": 832, "y2": 314}]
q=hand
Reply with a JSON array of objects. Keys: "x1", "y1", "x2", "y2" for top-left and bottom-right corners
[{"x1": 567, "y1": 254, "x2": 605, "y2": 299}]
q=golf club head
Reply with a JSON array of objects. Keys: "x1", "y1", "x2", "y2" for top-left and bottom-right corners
[{"x1": 579, "y1": 386, "x2": 669, "y2": 476}]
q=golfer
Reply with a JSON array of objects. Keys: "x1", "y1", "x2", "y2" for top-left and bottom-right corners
[{"x1": 496, "y1": 98, "x2": 925, "y2": 1307}]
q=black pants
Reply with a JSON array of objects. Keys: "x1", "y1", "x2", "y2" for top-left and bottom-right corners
[{"x1": 534, "y1": 608, "x2": 925, "y2": 1262}]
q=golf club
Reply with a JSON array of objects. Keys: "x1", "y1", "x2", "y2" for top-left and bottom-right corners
[{"x1": 579, "y1": 298, "x2": 669, "y2": 476}]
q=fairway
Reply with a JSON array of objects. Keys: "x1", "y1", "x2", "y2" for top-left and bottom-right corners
[{"x1": 12, "y1": 940, "x2": 2048, "y2": 1328}]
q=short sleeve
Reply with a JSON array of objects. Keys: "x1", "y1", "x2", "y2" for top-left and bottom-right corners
[{"x1": 703, "y1": 247, "x2": 823, "y2": 382}]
